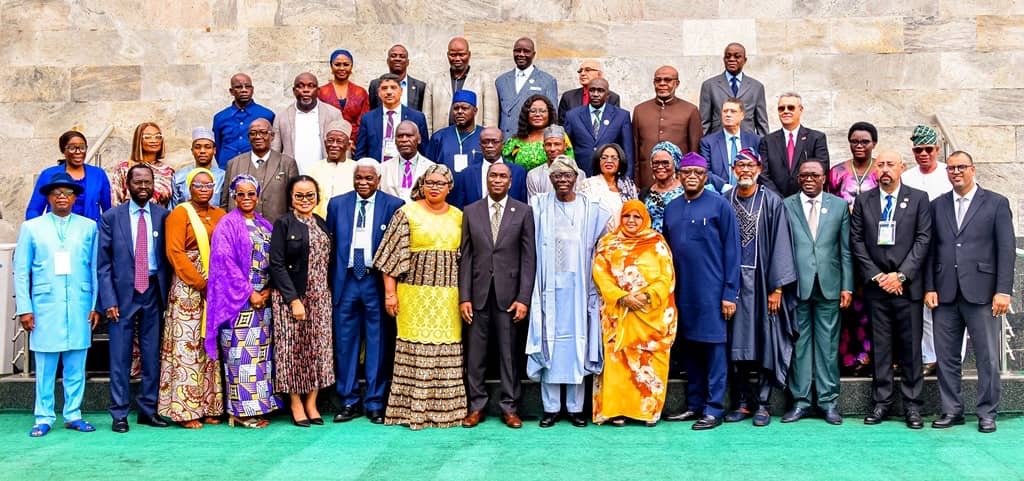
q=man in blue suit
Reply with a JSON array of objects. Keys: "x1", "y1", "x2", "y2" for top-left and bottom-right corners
[
  {"x1": 328, "y1": 158, "x2": 404, "y2": 425},
  {"x1": 563, "y1": 78, "x2": 634, "y2": 178},
  {"x1": 451, "y1": 127, "x2": 527, "y2": 209},
  {"x1": 495, "y1": 37, "x2": 558, "y2": 139},
  {"x1": 354, "y1": 73, "x2": 429, "y2": 161},
  {"x1": 699, "y1": 97, "x2": 761, "y2": 193},
  {"x1": 98, "y1": 164, "x2": 171, "y2": 433}
]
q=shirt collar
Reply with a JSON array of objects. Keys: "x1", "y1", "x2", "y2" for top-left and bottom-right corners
[
  {"x1": 589, "y1": 104, "x2": 604, "y2": 115},
  {"x1": 296, "y1": 103, "x2": 319, "y2": 116},
  {"x1": 489, "y1": 195, "x2": 508, "y2": 210},
  {"x1": 517, "y1": 65, "x2": 535, "y2": 77},
  {"x1": 799, "y1": 191, "x2": 821, "y2": 203},
  {"x1": 784, "y1": 125, "x2": 802, "y2": 137},
  {"x1": 450, "y1": 66, "x2": 470, "y2": 79},
  {"x1": 955, "y1": 183, "x2": 978, "y2": 202},
  {"x1": 251, "y1": 151, "x2": 270, "y2": 163},
  {"x1": 357, "y1": 192, "x2": 377, "y2": 204},
  {"x1": 880, "y1": 184, "x2": 901, "y2": 203},
  {"x1": 725, "y1": 71, "x2": 744, "y2": 83},
  {"x1": 129, "y1": 200, "x2": 150, "y2": 215}
]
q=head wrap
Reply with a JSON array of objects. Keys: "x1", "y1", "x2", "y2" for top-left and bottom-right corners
[
  {"x1": 548, "y1": 155, "x2": 579, "y2": 174},
  {"x1": 910, "y1": 125, "x2": 938, "y2": 146},
  {"x1": 678, "y1": 152, "x2": 707, "y2": 170},
  {"x1": 229, "y1": 174, "x2": 261, "y2": 197},
  {"x1": 735, "y1": 147, "x2": 761, "y2": 165},
  {"x1": 325, "y1": 119, "x2": 353, "y2": 137},
  {"x1": 452, "y1": 90, "x2": 477, "y2": 107},
  {"x1": 595, "y1": 199, "x2": 664, "y2": 269},
  {"x1": 354, "y1": 157, "x2": 381, "y2": 175},
  {"x1": 410, "y1": 164, "x2": 454, "y2": 201},
  {"x1": 543, "y1": 124, "x2": 566, "y2": 139},
  {"x1": 330, "y1": 49, "x2": 353, "y2": 64},
  {"x1": 191, "y1": 127, "x2": 215, "y2": 144},
  {"x1": 186, "y1": 167, "x2": 215, "y2": 188},
  {"x1": 651, "y1": 141, "x2": 683, "y2": 170},
  {"x1": 617, "y1": 200, "x2": 653, "y2": 237}
]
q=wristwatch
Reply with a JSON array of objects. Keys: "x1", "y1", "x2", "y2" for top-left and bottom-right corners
[{"x1": 897, "y1": 273, "x2": 907, "y2": 283}]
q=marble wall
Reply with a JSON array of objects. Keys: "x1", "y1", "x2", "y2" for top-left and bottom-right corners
[{"x1": 1, "y1": 0, "x2": 1023, "y2": 236}]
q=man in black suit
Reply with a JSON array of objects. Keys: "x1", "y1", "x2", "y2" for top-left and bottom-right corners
[
  {"x1": 368, "y1": 44, "x2": 427, "y2": 112},
  {"x1": 758, "y1": 93, "x2": 829, "y2": 197},
  {"x1": 851, "y1": 150, "x2": 932, "y2": 429},
  {"x1": 557, "y1": 60, "x2": 620, "y2": 125},
  {"x1": 459, "y1": 162, "x2": 536, "y2": 429},
  {"x1": 924, "y1": 151, "x2": 1015, "y2": 433}
]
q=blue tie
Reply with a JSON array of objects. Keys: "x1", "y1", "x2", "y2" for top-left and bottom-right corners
[
  {"x1": 353, "y1": 200, "x2": 368, "y2": 279},
  {"x1": 728, "y1": 136, "x2": 739, "y2": 186},
  {"x1": 882, "y1": 194, "x2": 894, "y2": 221},
  {"x1": 730, "y1": 77, "x2": 739, "y2": 96}
]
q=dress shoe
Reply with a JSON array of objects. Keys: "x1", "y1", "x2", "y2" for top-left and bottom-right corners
[
  {"x1": 664, "y1": 410, "x2": 701, "y2": 422},
  {"x1": 905, "y1": 410, "x2": 924, "y2": 429},
  {"x1": 723, "y1": 407, "x2": 751, "y2": 423},
  {"x1": 569, "y1": 412, "x2": 587, "y2": 427},
  {"x1": 333, "y1": 405, "x2": 361, "y2": 423},
  {"x1": 539, "y1": 412, "x2": 559, "y2": 428},
  {"x1": 691, "y1": 415, "x2": 722, "y2": 430},
  {"x1": 931, "y1": 413, "x2": 966, "y2": 429},
  {"x1": 752, "y1": 407, "x2": 771, "y2": 427},
  {"x1": 111, "y1": 418, "x2": 129, "y2": 433},
  {"x1": 781, "y1": 407, "x2": 810, "y2": 423},
  {"x1": 501, "y1": 412, "x2": 523, "y2": 429},
  {"x1": 922, "y1": 362, "x2": 937, "y2": 376},
  {"x1": 309, "y1": 417, "x2": 324, "y2": 426},
  {"x1": 462, "y1": 410, "x2": 484, "y2": 428},
  {"x1": 824, "y1": 408, "x2": 843, "y2": 425},
  {"x1": 137, "y1": 414, "x2": 169, "y2": 428},
  {"x1": 978, "y1": 417, "x2": 997, "y2": 433},
  {"x1": 292, "y1": 418, "x2": 311, "y2": 428},
  {"x1": 367, "y1": 409, "x2": 385, "y2": 424},
  {"x1": 863, "y1": 407, "x2": 889, "y2": 425}
]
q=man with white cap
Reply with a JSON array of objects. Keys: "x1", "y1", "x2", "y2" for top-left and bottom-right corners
[
  {"x1": 171, "y1": 127, "x2": 226, "y2": 208},
  {"x1": 526, "y1": 125, "x2": 584, "y2": 198},
  {"x1": 307, "y1": 119, "x2": 355, "y2": 219}
]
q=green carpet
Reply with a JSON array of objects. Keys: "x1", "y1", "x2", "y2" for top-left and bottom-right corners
[{"x1": 1, "y1": 410, "x2": 1021, "y2": 481}]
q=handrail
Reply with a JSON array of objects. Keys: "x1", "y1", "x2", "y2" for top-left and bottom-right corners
[
  {"x1": 85, "y1": 125, "x2": 114, "y2": 168},
  {"x1": 932, "y1": 114, "x2": 959, "y2": 160}
]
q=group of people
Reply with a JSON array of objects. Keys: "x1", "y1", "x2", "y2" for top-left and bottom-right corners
[{"x1": 13, "y1": 36, "x2": 1016, "y2": 438}]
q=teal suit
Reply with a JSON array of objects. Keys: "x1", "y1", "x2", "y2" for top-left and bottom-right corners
[{"x1": 784, "y1": 192, "x2": 853, "y2": 410}]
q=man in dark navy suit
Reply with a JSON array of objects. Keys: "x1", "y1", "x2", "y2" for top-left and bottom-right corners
[
  {"x1": 451, "y1": 127, "x2": 527, "y2": 209},
  {"x1": 98, "y1": 164, "x2": 171, "y2": 433},
  {"x1": 758, "y1": 93, "x2": 830, "y2": 197},
  {"x1": 563, "y1": 78, "x2": 634, "y2": 178},
  {"x1": 699, "y1": 97, "x2": 761, "y2": 193},
  {"x1": 354, "y1": 73, "x2": 429, "y2": 161},
  {"x1": 327, "y1": 158, "x2": 405, "y2": 425}
]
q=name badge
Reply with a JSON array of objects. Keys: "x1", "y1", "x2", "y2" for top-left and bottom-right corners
[
  {"x1": 54, "y1": 251, "x2": 71, "y2": 276},
  {"x1": 382, "y1": 140, "x2": 398, "y2": 159},
  {"x1": 453, "y1": 154, "x2": 468, "y2": 172},
  {"x1": 529, "y1": 86, "x2": 542, "y2": 91},
  {"x1": 877, "y1": 221, "x2": 896, "y2": 245}
]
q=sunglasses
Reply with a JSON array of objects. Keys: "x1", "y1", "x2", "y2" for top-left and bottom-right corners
[
  {"x1": 912, "y1": 146, "x2": 936, "y2": 154},
  {"x1": 191, "y1": 182, "x2": 216, "y2": 190},
  {"x1": 777, "y1": 105, "x2": 799, "y2": 112},
  {"x1": 235, "y1": 191, "x2": 258, "y2": 198},
  {"x1": 678, "y1": 168, "x2": 706, "y2": 177}
]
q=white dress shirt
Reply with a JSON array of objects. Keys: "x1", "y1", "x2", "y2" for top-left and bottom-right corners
[
  {"x1": 514, "y1": 65, "x2": 535, "y2": 94},
  {"x1": 902, "y1": 161, "x2": 951, "y2": 201},
  {"x1": 349, "y1": 192, "x2": 376, "y2": 268},
  {"x1": 293, "y1": 105, "x2": 322, "y2": 174}
]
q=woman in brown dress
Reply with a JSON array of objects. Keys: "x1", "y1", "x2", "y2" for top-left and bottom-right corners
[{"x1": 269, "y1": 175, "x2": 335, "y2": 427}]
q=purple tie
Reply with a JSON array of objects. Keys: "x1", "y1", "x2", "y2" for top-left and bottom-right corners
[
  {"x1": 134, "y1": 209, "x2": 149, "y2": 293},
  {"x1": 384, "y1": 110, "x2": 395, "y2": 162},
  {"x1": 402, "y1": 159, "x2": 413, "y2": 189}
]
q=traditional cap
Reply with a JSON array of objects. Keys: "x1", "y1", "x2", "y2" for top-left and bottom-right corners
[
  {"x1": 191, "y1": 127, "x2": 215, "y2": 143},
  {"x1": 735, "y1": 147, "x2": 760, "y2": 165},
  {"x1": 910, "y1": 125, "x2": 938, "y2": 146},
  {"x1": 678, "y1": 152, "x2": 708, "y2": 169},
  {"x1": 330, "y1": 49, "x2": 353, "y2": 64},
  {"x1": 543, "y1": 124, "x2": 566, "y2": 139},
  {"x1": 548, "y1": 155, "x2": 578, "y2": 174},
  {"x1": 38, "y1": 171, "x2": 84, "y2": 196},
  {"x1": 325, "y1": 119, "x2": 353, "y2": 137},
  {"x1": 452, "y1": 90, "x2": 477, "y2": 107}
]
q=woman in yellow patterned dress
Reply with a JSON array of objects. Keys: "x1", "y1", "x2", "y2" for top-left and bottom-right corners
[
  {"x1": 591, "y1": 199, "x2": 678, "y2": 427},
  {"x1": 374, "y1": 164, "x2": 466, "y2": 430}
]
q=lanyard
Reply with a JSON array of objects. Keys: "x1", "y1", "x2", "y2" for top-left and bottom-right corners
[
  {"x1": 50, "y1": 213, "x2": 69, "y2": 245},
  {"x1": 454, "y1": 126, "x2": 480, "y2": 155}
]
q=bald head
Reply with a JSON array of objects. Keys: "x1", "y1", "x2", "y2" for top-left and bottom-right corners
[
  {"x1": 229, "y1": 73, "x2": 254, "y2": 107},
  {"x1": 447, "y1": 37, "x2": 471, "y2": 73},
  {"x1": 248, "y1": 118, "x2": 273, "y2": 155},
  {"x1": 653, "y1": 66, "x2": 680, "y2": 101},
  {"x1": 293, "y1": 72, "x2": 319, "y2": 112},
  {"x1": 588, "y1": 77, "x2": 610, "y2": 109},
  {"x1": 513, "y1": 37, "x2": 536, "y2": 69},
  {"x1": 395, "y1": 120, "x2": 421, "y2": 160}
]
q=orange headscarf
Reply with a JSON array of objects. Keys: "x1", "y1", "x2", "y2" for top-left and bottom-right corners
[{"x1": 598, "y1": 199, "x2": 663, "y2": 255}]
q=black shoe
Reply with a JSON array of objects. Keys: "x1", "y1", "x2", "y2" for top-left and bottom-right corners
[
  {"x1": 863, "y1": 407, "x2": 888, "y2": 425},
  {"x1": 568, "y1": 412, "x2": 587, "y2": 427},
  {"x1": 905, "y1": 410, "x2": 923, "y2": 429},
  {"x1": 931, "y1": 413, "x2": 966, "y2": 429},
  {"x1": 723, "y1": 407, "x2": 751, "y2": 423},
  {"x1": 824, "y1": 408, "x2": 843, "y2": 425},
  {"x1": 309, "y1": 417, "x2": 324, "y2": 426},
  {"x1": 692, "y1": 415, "x2": 722, "y2": 430},
  {"x1": 367, "y1": 409, "x2": 385, "y2": 424},
  {"x1": 293, "y1": 417, "x2": 311, "y2": 428},
  {"x1": 111, "y1": 418, "x2": 129, "y2": 433},
  {"x1": 137, "y1": 414, "x2": 169, "y2": 428},
  {"x1": 781, "y1": 407, "x2": 809, "y2": 423},
  {"x1": 752, "y1": 407, "x2": 771, "y2": 427},
  {"x1": 333, "y1": 404, "x2": 361, "y2": 423},
  {"x1": 539, "y1": 412, "x2": 559, "y2": 428},
  {"x1": 664, "y1": 410, "x2": 701, "y2": 422},
  {"x1": 978, "y1": 417, "x2": 997, "y2": 433}
]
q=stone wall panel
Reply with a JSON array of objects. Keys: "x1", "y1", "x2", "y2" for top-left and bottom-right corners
[
  {"x1": 70, "y1": 66, "x2": 142, "y2": 102},
  {"x1": 977, "y1": 15, "x2": 1024, "y2": 51},
  {"x1": 0, "y1": 67, "x2": 68, "y2": 103}
]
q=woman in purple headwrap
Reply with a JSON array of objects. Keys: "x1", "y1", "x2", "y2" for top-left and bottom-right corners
[
  {"x1": 319, "y1": 49, "x2": 370, "y2": 144},
  {"x1": 205, "y1": 174, "x2": 283, "y2": 428}
]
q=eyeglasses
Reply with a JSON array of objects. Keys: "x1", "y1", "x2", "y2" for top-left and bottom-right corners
[
  {"x1": 292, "y1": 192, "x2": 317, "y2": 201},
  {"x1": 849, "y1": 139, "x2": 873, "y2": 146},
  {"x1": 528, "y1": 108, "x2": 548, "y2": 114},
  {"x1": 549, "y1": 172, "x2": 577, "y2": 181},
  {"x1": 325, "y1": 138, "x2": 349, "y2": 146},
  {"x1": 64, "y1": 145, "x2": 87, "y2": 153},
  {"x1": 234, "y1": 191, "x2": 258, "y2": 198},
  {"x1": 798, "y1": 173, "x2": 824, "y2": 179},
  {"x1": 577, "y1": 67, "x2": 600, "y2": 74},
  {"x1": 422, "y1": 180, "x2": 450, "y2": 189},
  {"x1": 191, "y1": 182, "x2": 216, "y2": 190},
  {"x1": 912, "y1": 146, "x2": 936, "y2": 154},
  {"x1": 777, "y1": 105, "x2": 799, "y2": 112},
  {"x1": 678, "y1": 168, "x2": 706, "y2": 177},
  {"x1": 733, "y1": 162, "x2": 759, "y2": 171},
  {"x1": 50, "y1": 189, "x2": 77, "y2": 197},
  {"x1": 651, "y1": 160, "x2": 674, "y2": 168},
  {"x1": 945, "y1": 164, "x2": 973, "y2": 173},
  {"x1": 249, "y1": 130, "x2": 272, "y2": 138},
  {"x1": 142, "y1": 134, "x2": 163, "y2": 140},
  {"x1": 653, "y1": 77, "x2": 678, "y2": 83}
]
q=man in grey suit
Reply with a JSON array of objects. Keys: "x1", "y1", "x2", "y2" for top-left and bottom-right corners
[
  {"x1": 223, "y1": 118, "x2": 299, "y2": 223},
  {"x1": 424, "y1": 37, "x2": 497, "y2": 133},
  {"x1": 699, "y1": 43, "x2": 770, "y2": 137},
  {"x1": 459, "y1": 162, "x2": 536, "y2": 429},
  {"x1": 925, "y1": 151, "x2": 1015, "y2": 433},
  {"x1": 782, "y1": 158, "x2": 853, "y2": 425},
  {"x1": 271, "y1": 72, "x2": 342, "y2": 174},
  {"x1": 495, "y1": 37, "x2": 558, "y2": 139},
  {"x1": 368, "y1": 44, "x2": 427, "y2": 112}
]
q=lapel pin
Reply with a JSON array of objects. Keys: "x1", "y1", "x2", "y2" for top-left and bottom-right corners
[
  {"x1": 529, "y1": 78, "x2": 534, "y2": 84},
  {"x1": 510, "y1": 207, "x2": 516, "y2": 212},
  {"x1": 603, "y1": 119, "x2": 610, "y2": 125},
  {"x1": 152, "y1": 231, "x2": 159, "y2": 238},
  {"x1": 821, "y1": 207, "x2": 828, "y2": 214},
  {"x1": 900, "y1": 202, "x2": 907, "y2": 209},
  {"x1": 380, "y1": 225, "x2": 386, "y2": 231}
]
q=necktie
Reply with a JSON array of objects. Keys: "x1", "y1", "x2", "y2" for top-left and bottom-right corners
[
  {"x1": 882, "y1": 194, "x2": 894, "y2": 222},
  {"x1": 786, "y1": 132, "x2": 795, "y2": 169},
  {"x1": 353, "y1": 200, "x2": 369, "y2": 279},
  {"x1": 728, "y1": 136, "x2": 739, "y2": 185},
  {"x1": 956, "y1": 197, "x2": 966, "y2": 229},
  {"x1": 402, "y1": 159, "x2": 413, "y2": 189},
  {"x1": 808, "y1": 199, "x2": 819, "y2": 241},
  {"x1": 592, "y1": 109, "x2": 601, "y2": 137},
  {"x1": 491, "y1": 202, "x2": 502, "y2": 243},
  {"x1": 582, "y1": 89, "x2": 590, "y2": 105},
  {"x1": 730, "y1": 77, "x2": 739, "y2": 96},
  {"x1": 384, "y1": 110, "x2": 396, "y2": 162},
  {"x1": 256, "y1": 157, "x2": 264, "y2": 167},
  {"x1": 134, "y1": 209, "x2": 150, "y2": 293}
]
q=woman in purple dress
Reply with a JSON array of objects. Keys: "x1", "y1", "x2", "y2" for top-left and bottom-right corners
[{"x1": 828, "y1": 121, "x2": 879, "y2": 376}]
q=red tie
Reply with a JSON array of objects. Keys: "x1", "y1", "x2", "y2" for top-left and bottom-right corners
[
  {"x1": 134, "y1": 210, "x2": 149, "y2": 293},
  {"x1": 786, "y1": 132, "x2": 795, "y2": 169},
  {"x1": 582, "y1": 89, "x2": 589, "y2": 105}
]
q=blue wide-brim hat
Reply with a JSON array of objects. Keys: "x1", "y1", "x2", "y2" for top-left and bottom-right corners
[{"x1": 38, "y1": 171, "x2": 84, "y2": 196}]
